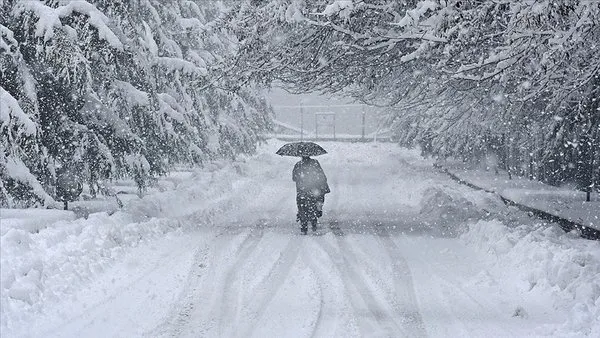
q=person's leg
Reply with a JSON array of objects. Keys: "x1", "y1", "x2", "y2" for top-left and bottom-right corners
[
  {"x1": 316, "y1": 194, "x2": 324, "y2": 218},
  {"x1": 296, "y1": 193, "x2": 302, "y2": 222},
  {"x1": 297, "y1": 193, "x2": 309, "y2": 234},
  {"x1": 304, "y1": 195, "x2": 318, "y2": 231},
  {"x1": 301, "y1": 220, "x2": 308, "y2": 235}
]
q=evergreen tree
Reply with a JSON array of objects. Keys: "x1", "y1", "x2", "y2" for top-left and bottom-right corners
[{"x1": 1, "y1": 0, "x2": 272, "y2": 207}]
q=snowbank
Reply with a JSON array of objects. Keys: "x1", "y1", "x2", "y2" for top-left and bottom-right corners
[
  {"x1": 0, "y1": 153, "x2": 263, "y2": 334},
  {"x1": 462, "y1": 220, "x2": 600, "y2": 336},
  {"x1": 0, "y1": 209, "x2": 75, "y2": 235},
  {"x1": 418, "y1": 186, "x2": 484, "y2": 236}
]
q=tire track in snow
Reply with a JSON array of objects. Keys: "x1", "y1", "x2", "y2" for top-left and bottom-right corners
[
  {"x1": 148, "y1": 240, "x2": 211, "y2": 338},
  {"x1": 313, "y1": 235, "x2": 412, "y2": 337},
  {"x1": 214, "y1": 225, "x2": 266, "y2": 337},
  {"x1": 309, "y1": 280, "x2": 326, "y2": 338},
  {"x1": 319, "y1": 146, "x2": 426, "y2": 335},
  {"x1": 238, "y1": 236, "x2": 303, "y2": 337},
  {"x1": 303, "y1": 240, "x2": 359, "y2": 337},
  {"x1": 154, "y1": 225, "x2": 264, "y2": 337},
  {"x1": 373, "y1": 225, "x2": 428, "y2": 337},
  {"x1": 337, "y1": 234, "x2": 425, "y2": 337},
  {"x1": 167, "y1": 169, "x2": 295, "y2": 336},
  {"x1": 151, "y1": 171, "x2": 293, "y2": 337}
]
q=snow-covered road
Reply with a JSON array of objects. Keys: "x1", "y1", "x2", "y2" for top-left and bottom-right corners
[{"x1": 3, "y1": 141, "x2": 599, "y2": 337}]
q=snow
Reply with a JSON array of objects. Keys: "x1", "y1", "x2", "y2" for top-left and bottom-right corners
[
  {"x1": 321, "y1": 1, "x2": 354, "y2": 19},
  {"x1": 462, "y1": 220, "x2": 600, "y2": 337},
  {"x1": 0, "y1": 25, "x2": 38, "y2": 105},
  {"x1": 0, "y1": 87, "x2": 37, "y2": 137},
  {"x1": 155, "y1": 57, "x2": 208, "y2": 76},
  {"x1": 123, "y1": 154, "x2": 150, "y2": 174},
  {"x1": 2, "y1": 157, "x2": 54, "y2": 207},
  {"x1": 1, "y1": 140, "x2": 599, "y2": 337},
  {"x1": 0, "y1": 24, "x2": 17, "y2": 53},
  {"x1": 186, "y1": 50, "x2": 208, "y2": 69},
  {"x1": 396, "y1": 1, "x2": 438, "y2": 28},
  {"x1": 60, "y1": 1, "x2": 123, "y2": 49},
  {"x1": 0, "y1": 209, "x2": 75, "y2": 235},
  {"x1": 13, "y1": 0, "x2": 123, "y2": 50},
  {"x1": 1, "y1": 158, "x2": 253, "y2": 335},
  {"x1": 285, "y1": 1, "x2": 305, "y2": 22},
  {"x1": 442, "y1": 163, "x2": 600, "y2": 230},
  {"x1": 157, "y1": 93, "x2": 186, "y2": 123},
  {"x1": 142, "y1": 21, "x2": 158, "y2": 57},
  {"x1": 113, "y1": 81, "x2": 150, "y2": 106},
  {"x1": 178, "y1": 18, "x2": 204, "y2": 30}
]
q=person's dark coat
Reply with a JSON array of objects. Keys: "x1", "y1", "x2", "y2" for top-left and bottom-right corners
[
  {"x1": 293, "y1": 157, "x2": 329, "y2": 224},
  {"x1": 292, "y1": 157, "x2": 330, "y2": 197}
]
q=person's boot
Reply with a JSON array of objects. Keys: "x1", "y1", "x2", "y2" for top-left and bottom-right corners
[
  {"x1": 301, "y1": 221, "x2": 308, "y2": 235},
  {"x1": 311, "y1": 219, "x2": 317, "y2": 232}
]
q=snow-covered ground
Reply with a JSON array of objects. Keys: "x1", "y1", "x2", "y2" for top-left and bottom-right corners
[
  {"x1": 1, "y1": 140, "x2": 599, "y2": 337},
  {"x1": 442, "y1": 162, "x2": 600, "y2": 231}
]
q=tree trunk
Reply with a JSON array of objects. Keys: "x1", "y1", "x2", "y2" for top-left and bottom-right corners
[
  {"x1": 587, "y1": 134, "x2": 596, "y2": 202},
  {"x1": 505, "y1": 134, "x2": 512, "y2": 180},
  {"x1": 529, "y1": 151, "x2": 534, "y2": 180},
  {"x1": 579, "y1": 130, "x2": 595, "y2": 202}
]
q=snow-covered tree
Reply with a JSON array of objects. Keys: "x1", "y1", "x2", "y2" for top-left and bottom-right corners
[
  {"x1": 1, "y1": 0, "x2": 272, "y2": 206},
  {"x1": 228, "y1": 0, "x2": 599, "y2": 190},
  {"x1": 1, "y1": 21, "x2": 54, "y2": 207}
]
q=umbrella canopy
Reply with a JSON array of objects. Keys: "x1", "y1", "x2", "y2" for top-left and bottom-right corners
[{"x1": 276, "y1": 141, "x2": 327, "y2": 157}]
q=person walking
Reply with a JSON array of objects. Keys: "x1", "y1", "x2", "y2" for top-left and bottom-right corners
[{"x1": 292, "y1": 156, "x2": 330, "y2": 234}]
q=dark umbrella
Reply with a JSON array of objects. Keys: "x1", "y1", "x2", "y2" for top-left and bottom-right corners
[{"x1": 276, "y1": 141, "x2": 327, "y2": 157}]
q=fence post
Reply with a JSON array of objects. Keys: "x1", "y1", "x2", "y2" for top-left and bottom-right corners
[
  {"x1": 300, "y1": 105, "x2": 304, "y2": 141},
  {"x1": 361, "y1": 111, "x2": 365, "y2": 141},
  {"x1": 333, "y1": 113, "x2": 336, "y2": 140},
  {"x1": 314, "y1": 112, "x2": 318, "y2": 140}
]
